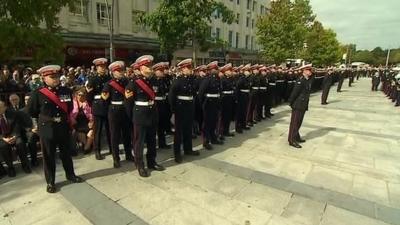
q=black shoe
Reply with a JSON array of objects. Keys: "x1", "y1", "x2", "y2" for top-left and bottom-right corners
[
  {"x1": 22, "y1": 165, "x2": 32, "y2": 174},
  {"x1": 321, "y1": 102, "x2": 328, "y2": 105},
  {"x1": 113, "y1": 161, "x2": 121, "y2": 168},
  {"x1": 211, "y1": 140, "x2": 223, "y2": 145},
  {"x1": 126, "y1": 155, "x2": 135, "y2": 162},
  {"x1": 95, "y1": 153, "x2": 105, "y2": 160},
  {"x1": 148, "y1": 163, "x2": 165, "y2": 171},
  {"x1": 67, "y1": 175, "x2": 84, "y2": 183},
  {"x1": 219, "y1": 136, "x2": 225, "y2": 141},
  {"x1": 236, "y1": 129, "x2": 243, "y2": 134},
  {"x1": 289, "y1": 142, "x2": 302, "y2": 148},
  {"x1": 296, "y1": 138, "x2": 306, "y2": 143},
  {"x1": 159, "y1": 144, "x2": 171, "y2": 149},
  {"x1": 138, "y1": 167, "x2": 150, "y2": 177},
  {"x1": 174, "y1": 154, "x2": 183, "y2": 164},
  {"x1": 248, "y1": 123, "x2": 253, "y2": 127},
  {"x1": 7, "y1": 168, "x2": 16, "y2": 177},
  {"x1": 184, "y1": 151, "x2": 200, "y2": 156},
  {"x1": 0, "y1": 165, "x2": 6, "y2": 178},
  {"x1": 224, "y1": 133, "x2": 235, "y2": 137},
  {"x1": 203, "y1": 143, "x2": 213, "y2": 150},
  {"x1": 31, "y1": 160, "x2": 39, "y2": 167},
  {"x1": 46, "y1": 184, "x2": 57, "y2": 193},
  {"x1": 244, "y1": 126, "x2": 250, "y2": 130}
]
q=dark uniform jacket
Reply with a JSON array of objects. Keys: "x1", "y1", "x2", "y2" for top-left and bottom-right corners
[
  {"x1": 28, "y1": 86, "x2": 73, "y2": 139},
  {"x1": 86, "y1": 74, "x2": 111, "y2": 117},
  {"x1": 288, "y1": 76, "x2": 311, "y2": 111},
  {"x1": 0, "y1": 109, "x2": 32, "y2": 148},
  {"x1": 126, "y1": 76, "x2": 158, "y2": 127}
]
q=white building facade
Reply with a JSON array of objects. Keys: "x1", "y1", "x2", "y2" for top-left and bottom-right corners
[{"x1": 58, "y1": 0, "x2": 270, "y2": 66}]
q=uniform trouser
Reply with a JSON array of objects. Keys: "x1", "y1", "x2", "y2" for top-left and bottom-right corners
[
  {"x1": 372, "y1": 80, "x2": 380, "y2": 91},
  {"x1": 202, "y1": 99, "x2": 219, "y2": 143},
  {"x1": 269, "y1": 86, "x2": 276, "y2": 106},
  {"x1": 133, "y1": 124, "x2": 157, "y2": 167},
  {"x1": 156, "y1": 100, "x2": 169, "y2": 147},
  {"x1": 396, "y1": 90, "x2": 400, "y2": 105},
  {"x1": 246, "y1": 92, "x2": 257, "y2": 123},
  {"x1": 288, "y1": 109, "x2": 306, "y2": 143},
  {"x1": 174, "y1": 103, "x2": 194, "y2": 155},
  {"x1": 28, "y1": 132, "x2": 39, "y2": 164},
  {"x1": 93, "y1": 115, "x2": 112, "y2": 155},
  {"x1": 235, "y1": 93, "x2": 249, "y2": 131},
  {"x1": 321, "y1": 86, "x2": 331, "y2": 103},
  {"x1": 221, "y1": 96, "x2": 234, "y2": 135},
  {"x1": 0, "y1": 140, "x2": 29, "y2": 169},
  {"x1": 337, "y1": 79, "x2": 344, "y2": 92},
  {"x1": 256, "y1": 92, "x2": 265, "y2": 119},
  {"x1": 40, "y1": 136, "x2": 75, "y2": 185},
  {"x1": 108, "y1": 106, "x2": 133, "y2": 163}
]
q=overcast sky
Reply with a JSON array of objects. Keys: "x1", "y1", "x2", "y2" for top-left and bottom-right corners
[{"x1": 309, "y1": 0, "x2": 400, "y2": 50}]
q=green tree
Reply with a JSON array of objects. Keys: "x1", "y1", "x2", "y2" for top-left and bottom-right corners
[
  {"x1": 142, "y1": 0, "x2": 234, "y2": 65},
  {"x1": 303, "y1": 21, "x2": 341, "y2": 67},
  {"x1": 257, "y1": 0, "x2": 315, "y2": 63},
  {"x1": 0, "y1": 0, "x2": 77, "y2": 65},
  {"x1": 352, "y1": 50, "x2": 375, "y2": 65}
]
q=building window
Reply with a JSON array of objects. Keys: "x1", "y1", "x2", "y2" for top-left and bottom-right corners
[
  {"x1": 246, "y1": 17, "x2": 250, "y2": 27},
  {"x1": 209, "y1": 26, "x2": 213, "y2": 38},
  {"x1": 253, "y1": 1, "x2": 257, "y2": 11},
  {"x1": 96, "y1": 3, "x2": 111, "y2": 25},
  {"x1": 69, "y1": 0, "x2": 89, "y2": 19},
  {"x1": 260, "y1": 5, "x2": 265, "y2": 14},
  {"x1": 237, "y1": 0, "x2": 240, "y2": 5},
  {"x1": 236, "y1": 32, "x2": 239, "y2": 48},
  {"x1": 252, "y1": 19, "x2": 254, "y2": 28},
  {"x1": 245, "y1": 35, "x2": 249, "y2": 49},
  {"x1": 251, "y1": 36, "x2": 254, "y2": 50},
  {"x1": 236, "y1": 13, "x2": 240, "y2": 24},
  {"x1": 229, "y1": 31, "x2": 233, "y2": 47},
  {"x1": 216, "y1": 28, "x2": 221, "y2": 39},
  {"x1": 247, "y1": 0, "x2": 251, "y2": 10}
]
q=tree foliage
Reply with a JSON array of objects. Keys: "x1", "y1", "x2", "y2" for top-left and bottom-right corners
[
  {"x1": 142, "y1": 0, "x2": 235, "y2": 59},
  {"x1": 0, "y1": 0, "x2": 77, "y2": 65},
  {"x1": 303, "y1": 21, "x2": 341, "y2": 67},
  {"x1": 257, "y1": 0, "x2": 315, "y2": 64}
]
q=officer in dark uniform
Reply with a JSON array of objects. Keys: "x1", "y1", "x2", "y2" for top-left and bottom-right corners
[
  {"x1": 125, "y1": 55, "x2": 165, "y2": 177},
  {"x1": 247, "y1": 64, "x2": 261, "y2": 125},
  {"x1": 102, "y1": 61, "x2": 133, "y2": 168},
  {"x1": 268, "y1": 66, "x2": 278, "y2": 107},
  {"x1": 371, "y1": 69, "x2": 380, "y2": 91},
  {"x1": 337, "y1": 69, "x2": 345, "y2": 92},
  {"x1": 258, "y1": 66, "x2": 269, "y2": 119},
  {"x1": 151, "y1": 62, "x2": 171, "y2": 149},
  {"x1": 169, "y1": 59, "x2": 200, "y2": 163},
  {"x1": 219, "y1": 63, "x2": 235, "y2": 137},
  {"x1": 193, "y1": 65, "x2": 207, "y2": 136},
  {"x1": 198, "y1": 61, "x2": 223, "y2": 150},
  {"x1": 235, "y1": 64, "x2": 251, "y2": 133},
  {"x1": 86, "y1": 58, "x2": 112, "y2": 160},
  {"x1": 321, "y1": 68, "x2": 333, "y2": 105},
  {"x1": 288, "y1": 64, "x2": 313, "y2": 149},
  {"x1": 28, "y1": 65, "x2": 83, "y2": 193}
]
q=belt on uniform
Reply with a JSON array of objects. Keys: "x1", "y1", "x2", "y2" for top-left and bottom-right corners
[
  {"x1": 155, "y1": 96, "x2": 166, "y2": 100},
  {"x1": 39, "y1": 114, "x2": 63, "y2": 123},
  {"x1": 222, "y1": 91, "x2": 234, "y2": 94},
  {"x1": 259, "y1": 87, "x2": 267, "y2": 90},
  {"x1": 276, "y1": 80, "x2": 284, "y2": 82},
  {"x1": 94, "y1": 95, "x2": 101, "y2": 100},
  {"x1": 135, "y1": 101, "x2": 154, "y2": 106},
  {"x1": 269, "y1": 83, "x2": 276, "y2": 86},
  {"x1": 177, "y1": 96, "x2": 193, "y2": 101},
  {"x1": 252, "y1": 87, "x2": 260, "y2": 90},
  {"x1": 111, "y1": 101, "x2": 123, "y2": 105},
  {"x1": 240, "y1": 89, "x2": 250, "y2": 93},
  {"x1": 288, "y1": 81, "x2": 294, "y2": 83},
  {"x1": 206, "y1": 94, "x2": 220, "y2": 98}
]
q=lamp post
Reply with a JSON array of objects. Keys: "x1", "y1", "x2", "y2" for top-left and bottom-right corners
[{"x1": 104, "y1": 0, "x2": 114, "y2": 62}]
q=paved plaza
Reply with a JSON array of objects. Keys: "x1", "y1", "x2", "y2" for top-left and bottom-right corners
[{"x1": 1, "y1": 78, "x2": 400, "y2": 225}]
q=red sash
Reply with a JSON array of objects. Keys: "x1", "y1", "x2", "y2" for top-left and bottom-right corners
[
  {"x1": 39, "y1": 88, "x2": 69, "y2": 114},
  {"x1": 109, "y1": 80, "x2": 125, "y2": 95},
  {"x1": 135, "y1": 79, "x2": 155, "y2": 100}
]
